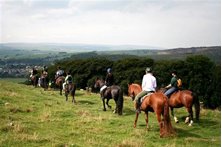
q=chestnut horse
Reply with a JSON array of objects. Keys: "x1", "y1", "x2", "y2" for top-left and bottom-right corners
[
  {"x1": 128, "y1": 84, "x2": 174, "y2": 137},
  {"x1": 94, "y1": 78, "x2": 123, "y2": 115},
  {"x1": 128, "y1": 83, "x2": 200, "y2": 126},
  {"x1": 55, "y1": 76, "x2": 65, "y2": 95},
  {"x1": 158, "y1": 88, "x2": 200, "y2": 126},
  {"x1": 64, "y1": 83, "x2": 76, "y2": 104}
]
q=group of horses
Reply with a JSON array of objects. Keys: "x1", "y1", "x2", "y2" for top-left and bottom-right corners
[
  {"x1": 31, "y1": 75, "x2": 200, "y2": 137},
  {"x1": 94, "y1": 79, "x2": 200, "y2": 137},
  {"x1": 30, "y1": 75, "x2": 76, "y2": 103},
  {"x1": 128, "y1": 83, "x2": 200, "y2": 137}
]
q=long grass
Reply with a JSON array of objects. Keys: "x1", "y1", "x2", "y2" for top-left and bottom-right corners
[{"x1": 0, "y1": 79, "x2": 220, "y2": 147}]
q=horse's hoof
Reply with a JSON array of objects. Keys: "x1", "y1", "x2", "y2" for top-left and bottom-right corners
[
  {"x1": 188, "y1": 120, "x2": 193, "y2": 126},
  {"x1": 174, "y1": 117, "x2": 179, "y2": 123},
  {"x1": 103, "y1": 109, "x2": 106, "y2": 111},
  {"x1": 185, "y1": 117, "x2": 190, "y2": 124}
]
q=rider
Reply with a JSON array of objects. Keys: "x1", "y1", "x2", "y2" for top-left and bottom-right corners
[
  {"x1": 42, "y1": 65, "x2": 48, "y2": 78},
  {"x1": 30, "y1": 66, "x2": 38, "y2": 78},
  {"x1": 105, "y1": 68, "x2": 114, "y2": 87},
  {"x1": 164, "y1": 70, "x2": 179, "y2": 98},
  {"x1": 41, "y1": 65, "x2": 49, "y2": 89},
  {"x1": 63, "y1": 70, "x2": 73, "y2": 90},
  {"x1": 134, "y1": 67, "x2": 157, "y2": 112},
  {"x1": 55, "y1": 66, "x2": 64, "y2": 80}
]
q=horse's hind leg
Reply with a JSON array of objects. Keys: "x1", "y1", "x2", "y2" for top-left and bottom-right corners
[
  {"x1": 171, "y1": 107, "x2": 179, "y2": 123},
  {"x1": 72, "y1": 91, "x2": 76, "y2": 104},
  {"x1": 106, "y1": 99, "x2": 112, "y2": 109},
  {"x1": 102, "y1": 99, "x2": 106, "y2": 111},
  {"x1": 185, "y1": 107, "x2": 193, "y2": 126},
  {"x1": 156, "y1": 112, "x2": 164, "y2": 134},
  {"x1": 113, "y1": 100, "x2": 118, "y2": 114}
]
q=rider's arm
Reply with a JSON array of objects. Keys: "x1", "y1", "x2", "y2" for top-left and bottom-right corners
[{"x1": 165, "y1": 84, "x2": 172, "y2": 89}]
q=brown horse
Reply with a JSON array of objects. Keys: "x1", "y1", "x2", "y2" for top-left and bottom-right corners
[
  {"x1": 64, "y1": 83, "x2": 76, "y2": 104},
  {"x1": 158, "y1": 88, "x2": 200, "y2": 126},
  {"x1": 128, "y1": 84, "x2": 200, "y2": 126},
  {"x1": 39, "y1": 75, "x2": 49, "y2": 90},
  {"x1": 94, "y1": 78, "x2": 123, "y2": 115},
  {"x1": 30, "y1": 75, "x2": 38, "y2": 87},
  {"x1": 55, "y1": 76, "x2": 65, "y2": 95},
  {"x1": 128, "y1": 84, "x2": 175, "y2": 137},
  {"x1": 136, "y1": 93, "x2": 175, "y2": 137}
]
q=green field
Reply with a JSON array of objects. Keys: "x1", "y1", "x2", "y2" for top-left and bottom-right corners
[{"x1": 0, "y1": 79, "x2": 221, "y2": 147}]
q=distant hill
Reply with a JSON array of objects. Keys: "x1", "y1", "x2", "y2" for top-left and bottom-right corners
[
  {"x1": 0, "y1": 43, "x2": 220, "y2": 64},
  {"x1": 69, "y1": 46, "x2": 221, "y2": 64}
]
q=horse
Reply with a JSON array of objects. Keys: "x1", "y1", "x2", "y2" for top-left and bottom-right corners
[
  {"x1": 39, "y1": 75, "x2": 49, "y2": 90},
  {"x1": 55, "y1": 76, "x2": 65, "y2": 95},
  {"x1": 94, "y1": 78, "x2": 123, "y2": 115},
  {"x1": 135, "y1": 93, "x2": 175, "y2": 137},
  {"x1": 158, "y1": 88, "x2": 200, "y2": 126},
  {"x1": 128, "y1": 84, "x2": 175, "y2": 137},
  {"x1": 30, "y1": 75, "x2": 38, "y2": 87},
  {"x1": 64, "y1": 83, "x2": 76, "y2": 104},
  {"x1": 128, "y1": 83, "x2": 200, "y2": 126}
]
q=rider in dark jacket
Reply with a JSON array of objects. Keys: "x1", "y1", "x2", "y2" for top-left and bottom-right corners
[
  {"x1": 164, "y1": 70, "x2": 179, "y2": 98},
  {"x1": 105, "y1": 68, "x2": 114, "y2": 86}
]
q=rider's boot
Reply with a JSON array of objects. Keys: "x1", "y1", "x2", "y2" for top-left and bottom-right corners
[{"x1": 134, "y1": 101, "x2": 141, "y2": 113}]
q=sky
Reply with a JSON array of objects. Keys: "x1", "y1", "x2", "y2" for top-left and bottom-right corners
[{"x1": 0, "y1": 0, "x2": 221, "y2": 48}]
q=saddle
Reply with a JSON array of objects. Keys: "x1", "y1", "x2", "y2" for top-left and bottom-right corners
[
  {"x1": 139, "y1": 92, "x2": 154, "y2": 104},
  {"x1": 167, "y1": 89, "x2": 179, "y2": 99}
]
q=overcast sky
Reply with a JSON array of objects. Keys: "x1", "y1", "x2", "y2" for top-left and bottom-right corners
[{"x1": 0, "y1": 0, "x2": 221, "y2": 48}]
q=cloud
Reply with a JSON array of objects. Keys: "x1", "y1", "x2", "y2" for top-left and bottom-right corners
[{"x1": 0, "y1": 0, "x2": 221, "y2": 48}]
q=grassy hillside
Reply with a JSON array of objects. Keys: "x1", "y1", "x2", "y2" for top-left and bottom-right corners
[{"x1": 0, "y1": 79, "x2": 221, "y2": 147}]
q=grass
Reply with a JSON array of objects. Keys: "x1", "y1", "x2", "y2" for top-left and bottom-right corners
[{"x1": 0, "y1": 79, "x2": 221, "y2": 147}]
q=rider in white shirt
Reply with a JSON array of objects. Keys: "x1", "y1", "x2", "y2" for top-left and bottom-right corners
[{"x1": 134, "y1": 67, "x2": 157, "y2": 112}]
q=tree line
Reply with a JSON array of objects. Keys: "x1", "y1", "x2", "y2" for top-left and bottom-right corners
[{"x1": 46, "y1": 55, "x2": 220, "y2": 109}]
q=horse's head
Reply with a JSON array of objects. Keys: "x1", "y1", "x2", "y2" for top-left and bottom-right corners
[
  {"x1": 94, "y1": 78, "x2": 104, "y2": 89},
  {"x1": 128, "y1": 84, "x2": 135, "y2": 101},
  {"x1": 128, "y1": 83, "x2": 142, "y2": 101}
]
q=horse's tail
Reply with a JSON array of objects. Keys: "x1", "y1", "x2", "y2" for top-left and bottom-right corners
[
  {"x1": 192, "y1": 92, "x2": 200, "y2": 121},
  {"x1": 117, "y1": 88, "x2": 124, "y2": 115},
  {"x1": 162, "y1": 94, "x2": 175, "y2": 137}
]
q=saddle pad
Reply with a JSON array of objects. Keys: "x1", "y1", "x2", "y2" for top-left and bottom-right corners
[{"x1": 140, "y1": 92, "x2": 153, "y2": 103}]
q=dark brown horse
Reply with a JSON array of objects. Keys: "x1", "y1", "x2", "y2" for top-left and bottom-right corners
[
  {"x1": 128, "y1": 84, "x2": 175, "y2": 137},
  {"x1": 64, "y1": 83, "x2": 76, "y2": 104},
  {"x1": 158, "y1": 88, "x2": 200, "y2": 126},
  {"x1": 94, "y1": 78, "x2": 123, "y2": 115},
  {"x1": 39, "y1": 75, "x2": 49, "y2": 90},
  {"x1": 128, "y1": 83, "x2": 200, "y2": 126},
  {"x1": 55, "y1": 76, "x2": 65, "y2": 95},
  {"x1": 30, "y1": 75, "x2": 38, "y2": 87}
]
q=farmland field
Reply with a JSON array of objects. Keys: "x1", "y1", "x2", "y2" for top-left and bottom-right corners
[{"x1": 0, "y1": 79, "x2": 220, "y2": 147}]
